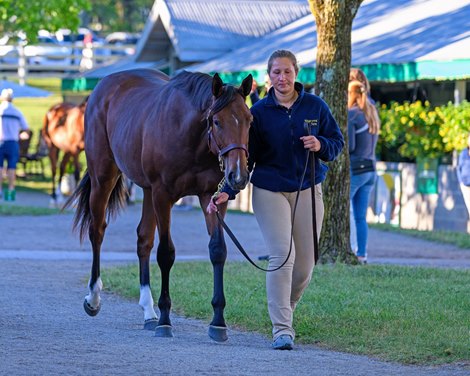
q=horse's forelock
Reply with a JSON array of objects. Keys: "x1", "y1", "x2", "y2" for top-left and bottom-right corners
[{"x1": 211, "y1": 85, "x2": 238, "y2": 115}]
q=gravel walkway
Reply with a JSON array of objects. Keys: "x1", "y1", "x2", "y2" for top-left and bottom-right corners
[{"x1": 1, "y1": 190, "x2": 469, "y2": 375}]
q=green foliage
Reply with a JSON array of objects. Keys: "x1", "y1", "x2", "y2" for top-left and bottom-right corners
[
  {"x1": 378, "y1": 100, "x2": 470, "y2": 161},
  {"x1": 103, "y1": 262, "x2": 470, "y2": 365},
  {"x1": 439, "y1": 100, "x2": 470, "y2": 152},
  {"x1": 0, "y1": 0, "x2": 91, "y2": 43},
  {"x1": 88, "y1": 0, "x2": 153, "y2": 33}
]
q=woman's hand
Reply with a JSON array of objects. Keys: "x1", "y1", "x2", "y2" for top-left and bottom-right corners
[
  {"x1": 300, "y1": 135, "x2": 321, "y2": 152},
  {"x1": 206, "y1": 192, "x2": 229, "y2": 214}
]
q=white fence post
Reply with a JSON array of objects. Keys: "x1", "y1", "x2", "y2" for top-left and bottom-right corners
[{"x1": 17, "y1": 42, "x2": 27, "y2": 85}]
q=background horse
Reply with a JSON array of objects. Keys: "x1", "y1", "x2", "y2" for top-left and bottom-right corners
[
  {"x1": 42, "y1": 98, "x2": 87, "y2": 206},
  {"x1": 65, "y1": 69, "x2": 253, "y2": 342}
]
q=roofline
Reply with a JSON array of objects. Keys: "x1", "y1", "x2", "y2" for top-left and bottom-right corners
[
  {"x1": 61, "y1": 59, "x2": 470, "y2": 92},
  {"x1": 213, "y1": 59, "x2": 470, "y2": 85},
  {"x1": 134, "y1": 0, "x2": 178, "y2": 61}
]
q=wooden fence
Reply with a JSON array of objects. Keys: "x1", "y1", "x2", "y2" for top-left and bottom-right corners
[{"x1": 0, "y1": 43, "x2": 134, "y2": 81}]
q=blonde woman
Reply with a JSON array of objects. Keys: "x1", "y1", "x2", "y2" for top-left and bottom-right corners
[
  {"x1": 209, "y1": 50, "x2": 344, "y2": 349},
  {"x1": 348, "y1": 80, "x2": 380, "y2": 264},
  {"x1": 350, "y1": 67, "x2": 371, "y2": 94}
]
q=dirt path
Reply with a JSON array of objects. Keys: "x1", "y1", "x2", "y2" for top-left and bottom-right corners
[
  {"x1": 1, "y1": 190, "x2": 469, "y2": 375},
  {"x1": 2, "y1": 190, "x2": 470, "y2": 267},
  {"x1": 1, "y1": 260, "x2": 468, "y2": 376}
]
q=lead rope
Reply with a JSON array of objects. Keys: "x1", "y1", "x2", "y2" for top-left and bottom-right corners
[
  {"x1": 214, "y1": 149, "x2": 313, "y2": 272},
  {"x1": 310, "y1": 149, "x2": 319, "y2": 264}
]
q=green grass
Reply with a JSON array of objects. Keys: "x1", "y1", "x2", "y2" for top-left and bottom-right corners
[
  {"x1": 14, "y1": 174, "x2": 52, "y2": 194},
  {"x1": 5, "y1": 77, "x2": 62, "y2": 95},
  {"x1": 25, "y1": 77, "x2": 63, "y2": 95},
  {"x1": 102, "y1": 262, "x2": 470, "y2": 365},
  {"x1": 371, "y1": 223, "x2": 470, "y2": 249},
  {"x1": 0, "y1": 204, "x2": 61, "y2": 216}
]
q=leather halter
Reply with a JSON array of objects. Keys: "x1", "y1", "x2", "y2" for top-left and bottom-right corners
[{"x1": 206, "y1": 115, "x2": 249, "y2": 172}]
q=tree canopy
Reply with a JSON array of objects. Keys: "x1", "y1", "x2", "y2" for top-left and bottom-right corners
[
  {"x1": 86, "y1": 0, "x2": 153, "y2": 33},
  {"x1": 0, "y1": 0, "x2": 91, "y2": 42}
]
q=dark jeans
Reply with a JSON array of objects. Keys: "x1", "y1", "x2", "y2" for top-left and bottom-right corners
[
  {"x1": 0, "y1": 140, "x2": 20, "y2": 169},
  {"x1": 350, "y1": 171, "x2": 376, "y2": 257}
]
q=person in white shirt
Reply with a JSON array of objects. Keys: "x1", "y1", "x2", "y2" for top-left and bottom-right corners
[{"x1": 0, "y1": 88, "x2": 30, "y2": 201}]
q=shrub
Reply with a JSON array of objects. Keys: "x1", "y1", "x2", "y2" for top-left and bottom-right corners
[{"x1": 377, "y1": 100, "x2": 470, "y2": 162}]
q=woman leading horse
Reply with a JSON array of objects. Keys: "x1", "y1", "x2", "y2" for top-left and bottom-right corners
[{"x1": 65, "y1": 68, "x2": 253, "y2": 342}]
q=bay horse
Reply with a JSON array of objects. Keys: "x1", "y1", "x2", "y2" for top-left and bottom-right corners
[
  {"x1": 42, "y1": 98, "x2": 87, "y2": 205},
  {"x1": 64, "y1": 68, "x2": 253, "y2": 342}
]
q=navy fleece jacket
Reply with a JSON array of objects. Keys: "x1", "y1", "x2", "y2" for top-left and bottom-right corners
[{"x1": 224, "y1": 82, "x2": 344, "y2": 197}]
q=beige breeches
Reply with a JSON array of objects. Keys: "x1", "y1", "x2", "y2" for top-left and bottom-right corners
[{"x1": 252, "y1": 185, "x2": 324, "y2": 340}]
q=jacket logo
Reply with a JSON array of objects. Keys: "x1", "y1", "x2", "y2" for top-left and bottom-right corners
[{"x1": 304, "y1": 119, "x2": 318, "y2": 127}]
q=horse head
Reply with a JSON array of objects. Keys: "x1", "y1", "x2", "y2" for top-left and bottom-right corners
[{"x1": 208, "y1": 73, "x2": 253, "y2": 191}]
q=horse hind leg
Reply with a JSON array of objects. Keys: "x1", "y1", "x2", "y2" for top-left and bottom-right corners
[
  {"x1": 84, "y1": 275, "x2": 103, "y2": 316},
  {"x1": 137, "y1": 188, "x2": 159, "y2": 330},
  {"x1": 85, "y1": 166, "x2": 125, "y2": 317},
  {"x1": 56, "y1": 152, "x2": 72, "y2": 206}
]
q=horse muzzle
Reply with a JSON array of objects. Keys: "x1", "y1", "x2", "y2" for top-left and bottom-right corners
[
  {"x1": 226, "y1": 168, "x2": 250, "y2": 191},
  {"x1": 218, "y1": 144, "x2": 249, "y2": 191}
]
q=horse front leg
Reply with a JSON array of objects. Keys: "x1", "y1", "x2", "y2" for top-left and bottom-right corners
[
  {"x1": 137, "y1": 188, "x2": 158, "y2": 330},
  {"x1": 200, "y1": 194, "x2": 228, "y2": 342},
  {"x1": 153, "y1": 192, "x2": 176, "y2": 337}
]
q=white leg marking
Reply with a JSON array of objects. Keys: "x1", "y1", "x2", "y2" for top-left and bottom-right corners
[
  {"x1": 85, "y1": 277, "x2": 102, "y2": 309},
  {"x1": 139, "y1": 285, "x2": 158, "y2": 321}
]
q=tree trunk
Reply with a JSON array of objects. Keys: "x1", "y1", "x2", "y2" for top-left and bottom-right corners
[{"x1": 308, "y1": 0, "x2": 363, "y2": 263}]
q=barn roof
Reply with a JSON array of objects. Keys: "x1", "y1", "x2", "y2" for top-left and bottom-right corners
[
  {"x1": 135, "y1": 0, "x2": 311, "y2": 62},
  {"x1": 63, "y1": 0, "x2": 470, "y2": 91},
  {"x1": 186, "y1": 0, "x2": 470, "y2": 83}
]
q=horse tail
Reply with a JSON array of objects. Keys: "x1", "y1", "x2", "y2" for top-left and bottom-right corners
[
  {"x1": 107, "y1": 174, "x2": 128, "y2": 226},
  {"x1": 63, "y1": 172, "x2": 128, "y2": 244},
  {"x1": 63, "y1": 171, "x2": 92, "y2": 243}
]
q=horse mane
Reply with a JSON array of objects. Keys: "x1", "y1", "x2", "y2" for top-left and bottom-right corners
[{"x1": 169, "y1": 71, "x2": 238, "y2": 117}]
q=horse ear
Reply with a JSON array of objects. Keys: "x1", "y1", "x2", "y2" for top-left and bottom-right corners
[
  {"x1": 239, "y1": 74, "x2": 253, "y2": 98},
  {"x1": 212, "y1": 73, "x2": 224, "y2": 98}
]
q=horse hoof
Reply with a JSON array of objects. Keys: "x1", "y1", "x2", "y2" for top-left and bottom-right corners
[
  {"x1": 83, "y1": 299, "x2": 101, "y2": 317},
  {"x1": 208, "y1": 325, "x2": 228, "y2": 342},
  {"x1": 155, "y1": 325, "x2": 173, "y2": 337},
  {"x1": 143, "y1": 318, "x2": 159, "y2": 331}
]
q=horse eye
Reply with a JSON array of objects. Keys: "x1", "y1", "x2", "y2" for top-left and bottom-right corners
[{"x1": 213, "y1": 119, "x2": 221, "y2": 128}]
